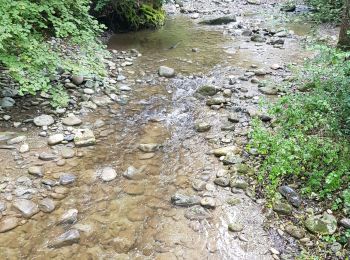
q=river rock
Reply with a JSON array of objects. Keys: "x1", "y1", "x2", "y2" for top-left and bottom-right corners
[
  {"x1": 99, "y1": 166, "x2": 117, "y2": 182},
  {"x1": 48, "y1": 134, "x2": 64, "y2": 145},
  {"x1": 74, "y1": 129, "x2": 96, "y2": 147},
  {"x1": 12, "y1": 199, "x2": 39, "y2": 218},
  {"x1": 228, "y1": 223, "x2": 244, "y2": 232},
  {"x1": 278, "y1": 185, "x2": 301, "y2": 208},
  {"x1": 19, "y1": 143, "x2": 29, "y2": 153},
  {"x1": 0, "y1": 201, "x2": 6, "y2": 212},
  {"x1": 59, "y1": 173, "x2": 76, "y2": 185},
  {"x1": 195, "y1": 122, "x2": 211, "y2": 132},
  {"x1": 0, "y1": 217, "x2": 19, "y2": 233},
  {"x1": 206, "y1": 97, "x2": 226, "y2": 106},
  {"x1": 340, "y1": 218, "x2": 350, "y2": 229},
  {"x1": 158, "y1": 66, "x2": 175, "y2": 78},
  {"x1": 212, "y1": 146, "x2": 239, "y2": 157},
  {"x1": 33, "y1": 114, "x2": 54, "y2": 127},
  {"x1": 28, "y1": 166, "x2": 44, "y2": 177},
  {"x1": 7, "y1": 135, "x2": 26, "y2": 145},
  {"x1": 59, "y1": 209, "x2": 78, "y2": 224},
  {"x1": 259, "y1": 86, "x2": 278, "y2": 95},
  {"x1": 62, "y1": 114, "x2": 82, "y2": 126},
  {"x1": 199, "y1": 15, "x2": 237, "y2": 25},
  {"x1": 305, "y1": 213, "x2": 337, "y2": 235},
  {"x1": 230, "y1": 179, "x2": 248, "y2": 189},
  {"x1": 223, "y1": 153, "x2": 243, "y2": 165},
  {"x1": 214, "y1": 177, "x2": 230, "y2": 187},
  {"x1": 251, "y1": 34, "x2": 265, "y2": 42},
  {"x1": 61, "y1": 147, "x2": 75, "y2": 159},
  {"x1": 72, "y1": 75, "x2": 84, "y2": 85},
  {"x1": 192, "y1": 180, "x2": 207, "y2": 191},
  {"x1": 184, "y1": 205, "x2": 211, "y2": 220},
  {"x1": 123, "y1": 166, "x2": 142, "y2": 180},
  {"x1": 39, "y1": 198, "x2": 56, "y2": 213},
  {"x1": 1, "y1": 97, "x2": 15, "y2": 108},
  {"x1": 285, "y1": 224, "x2": 305, "y2": 239},
  {"x1": 48, "y1": 229, "x2": 80, "y2": 248},
  {"x1": 171, "y1": 193, "x2": 200, "y2": 207},
  {"x1": 273, "y1": 201, "x2": 292, "y2": 215},
  {"x1": 39, "y1": 152, "x2": 57, "y2": 161},
  {"x1": 138, "y1": 143, "x2": 160, "y2": 153},
  {"x1": 196, "y1": 85, "x2": 219, "y2": 96},
  {"x1": 200, "y1": 197, "x2": 216, "y2": 209}
]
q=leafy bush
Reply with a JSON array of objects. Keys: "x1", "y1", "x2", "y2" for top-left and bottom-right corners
[
  {"x1": 250, "y1": 46, "x2": 350, "y2": 211},
  {"x1": 0, "y1": 0, "x2": 107, "y2": 107},
  {"x1": 93, "y1": 0, "x2": 165, "y2": 31},
  {"x1": 305, "y1": 0, "x2": 343, "y2": 22}
]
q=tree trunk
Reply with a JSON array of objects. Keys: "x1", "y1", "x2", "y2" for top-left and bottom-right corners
[{"x1": 338, "y1": 0, "x2": 350, "y2": 50}]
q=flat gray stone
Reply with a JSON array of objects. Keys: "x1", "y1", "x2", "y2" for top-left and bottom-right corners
[
  {"x1": 33, "y1": 115, "x2": 54, "y2": 127},
  {"x1": 12, "y1": 199, "x2": 39, "y2": 218}
]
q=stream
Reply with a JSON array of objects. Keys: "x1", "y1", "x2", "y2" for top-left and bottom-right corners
[{"x1": 0, "y1": 3, "x2": 315, "y2": 260}]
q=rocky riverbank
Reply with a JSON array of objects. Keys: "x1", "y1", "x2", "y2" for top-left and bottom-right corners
[{"x1": 0, "y1": 0, "x2": 344, "y2": 259}]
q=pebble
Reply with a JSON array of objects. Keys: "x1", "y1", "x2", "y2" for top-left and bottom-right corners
[
  {"x1": 48, "y1": 134, "x2": 64, "y2": 145},
  {"x1": 228, "y1": 223, "x2": 244, "y2": 232},
  {"x1": 39, "y1": 198, "x2": 56, "y2": 213},
  {"x1": 59, "y1": 209, "x2": 78, "y2": 224},
  {"x1": 19, "y1": 143, "x2": 29, "y2": 153},
  {"x1": 28, "y1": 166, "x2": 44, "y2": 177},
  {"x1": 200, "y1": 197, "x2": 216, "y2": 209},
  {"x1": 59, "y1": 173, "x2": 77, "y2": 185}
]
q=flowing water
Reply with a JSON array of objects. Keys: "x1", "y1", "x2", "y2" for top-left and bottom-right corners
[{"x1": 0, "y1": 14, "x2": 310, "y2": 260}]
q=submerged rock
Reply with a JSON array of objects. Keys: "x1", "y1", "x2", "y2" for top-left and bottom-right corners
[
  {"x1": 171, "y1": 193, "x2": 200, "y2": 207},
  {"x1": 59, "y1": 209, "x2": 78, "y2": 224},
  {"x1": 184, "y1": 205, "x2": 211, "y2": 220},
  {"x1": 99, "y1": 166, "x2": 117, "y2": 182},
  {"x1": 48, "y1": 229, "x2": 80, "y2": 248},
  {"x1": 74, "y1": 129, "x2": 96, "y2": 147},
  {"x1": 39, "y1": 198, "x2": 56, "y2": 213},
  {"x1": 305, "y1": 213, "x2": 337, "y2": 235},
  {"x1": 199, "y1": 15, "x2": 237, "y2": 25},
  {"x1": 12, "y1": 199, "x2": 39, "y2": 218},
  {"x1": 0, "y1": 217, "x2": 19, "y2": 233},
  {"x1": 138, "y1": 143, "x2": 160, "y2": 153}
]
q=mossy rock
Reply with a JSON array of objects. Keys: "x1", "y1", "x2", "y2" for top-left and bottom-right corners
[
  {"x1": 196, "y1": 85, "x2": 219, "y2": 96},
  {"x1": 305, "y1": 213, "x2": 337, "y2": 235}
]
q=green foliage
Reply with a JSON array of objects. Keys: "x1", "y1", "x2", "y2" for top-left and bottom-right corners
[
  {"x1": 93, "y1": 0, "x2": 165, "y2": 31},
  {"x1": 0, "y1": 0, "x2": 107, "y2": 107},
  {"x1": 305, "y1": 0, "x2": 343, "y2": 22},
  {"x1": 250, "y1": 46, "x2": 350, "y2": 210}
]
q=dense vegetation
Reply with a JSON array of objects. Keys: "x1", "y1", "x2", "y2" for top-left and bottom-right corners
[
  {"x1": 0, "y1": 0, "x2": 165, "y2": 107},
  {"x1": 93, "y1": 0, "x2": 165, "y2": 31},
  {"x1": 305, "y1": 0, "x2": 344, "y2": 22}
]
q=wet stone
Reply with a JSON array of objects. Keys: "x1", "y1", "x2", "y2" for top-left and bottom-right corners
[
  {"x1": 223, "y1": 153, "x2": 243, "y2": 165},
  {"x1": 273, "y1": 201, "x2": 292, "y2": 215},
  {"x1": 285, "y1": 224, "x2": 305, "y2": 239},
  {"x1": 124, "y1": 183, "x2": 145, "y2": 196},
  {"x1": 59, "y1": 209, "x2": 78, "y2": 224},
  {"x1": 127, "y1": 207, "x2": 151, "y2": 222},
  {"x1": 196, "y1": 85, "x2": 219, "y2": 96},
  {"x1": 0, "y1": 201, "x2": 7, "y2": 212},
  {"x1": 62, "y1": 114, "x2": 82, "y2": 126},
  {"x1": 28, "y1": 166, "x2": 44, "y2": 177},
  {"x1": 39, "y1": 152, "x2": 57, "y2": 161},
  {"x1": 171, "y1": 193, "x2": 200, "y2": 207},
  {"x1": 340, "y1": 218, "x2": 350, "y2": 229},
  {"x1": 61, "y1": 147, "x2": 75, "y2": 159},
  {"x1": 214, "y1": 177, "x2": 230, "y2": 187},
  {"x1": 206, "y1": 97, "x2": 226, "y2": 106},
  {"x1": 12, "y1": 199, "x2": 39, "y2": 218},
  {"x1": 195, "y1": 122, "x2": 211, "y2": 132},
  {"x1": 158, "y1": 66, "x2": 175, "y2": 78},
  {"x1": 48, "y1": 229, "x2": 80, "y2": 248},
  {"x1": 99, "y1": 166, "x2": 117, "y2": 182},
  {"x1": 212, "y1": 146, "x2": 239, "y2": 157},
  {"x1": 48, "y1": 134, "x2": 64, "y2": 145},
  {"x1": 7, "y1": 136, "x2": 26, "y2": 145},
  {"x1": 185, "y1": 205, "x2": 211, "y2": 220},
  {"x1": 138, "y1": 143, "x2": 160, "y2": 153},
  {"x1": 199, "y1": 15, "x2": 237, "y2": 25},
  {"x1": 228, "y1": 223, "x2": 244, "y2": 232},
  {"x1": 230, "y1": 179, "x2": 248, "y2": 190},
  {"x1": 59, "y1": 173, "x2": 76, "y2": 185},
  {"x1": 0, "y1": 217, "x2": 19, "y2": 233},
  {"x1": 74, "y1": 129, "x2": 96, "y2": 147},
  {"x1": 39, "y1": 198, "x2": 56, "y2": 213},
  {"x1": 200, "y1": 197, "x2": 216, "y2": 209},
  {"x1": 278, "y1": 185, "x2": 301, "y2": 208},
  {"x1": 123, "y1": 166, "x2": 142, "y2": 180},
  {"x1": 305, "y1": 213, "x2": 337, "y2": 235},
  {"x1": 192, "y1": 180, "x2": 207, "y2": 191},
  {"x1": 33, "y1": 114, "x2": 54, "y2": 127}
]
